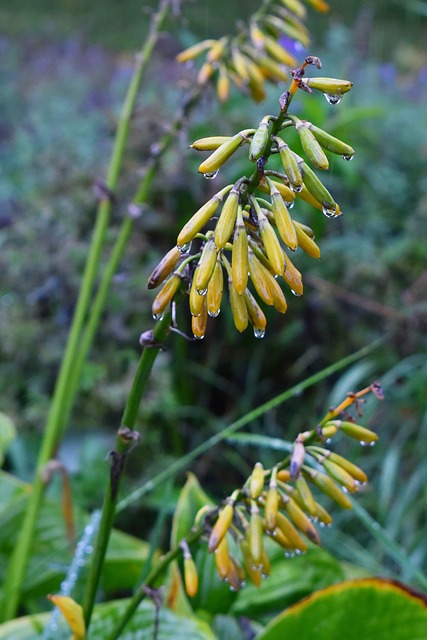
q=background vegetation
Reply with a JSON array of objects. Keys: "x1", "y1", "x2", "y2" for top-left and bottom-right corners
[{"x1": 1, "y1": 0, "x2": 426, "y2": 631}]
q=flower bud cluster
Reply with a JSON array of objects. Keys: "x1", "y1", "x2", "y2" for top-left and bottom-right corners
[
  {"x1": 177, "y1": 0, "x2": 329, "y2": 103},
  {"x1": 148, "y1": 61, "x2": 354, "y2": 338},
  {"x1": 180, "y1": 385, "x2": 381, "y2": 596}
]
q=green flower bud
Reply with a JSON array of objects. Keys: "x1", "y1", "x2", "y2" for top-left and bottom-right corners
[
  {"x1": 190, "y1": 136, "x2": 232, "y2": 151},
  {"x1": 276, "y1": 139, "x2": 303, "y2": 191},
  {"x1": 249, "y1": 116, "x2": 274, "y2": 162},
  {"x1": 198, "y1": 132, "x2": 245, "y2": 175},
  {"x1": 207, "y1": 259, "x2": 224, "y2": 317},
  {"x1": 194, "y1": 238, "x2": 218, "y2": 294},
  {"x1": 307, "y1": 123, "x2": 355, "y2": 159},
  {"x1": 229, "y1": 278, "x2": 249, "y2": 333},
  {"x1": 305, "y1": 77, "x2": 353, "y2": 104},
  {"x1": 301, "y1": 162, "x2": 338, "y2": 216},
  {"x1": 215, "y1": 186, "x2": 239, "y2": 249},
  {"x1": 208, "y1": 502, "x2": 234, "y2": 552},
  {"x1": 296, "y1": 120, "x2": 329, "y2": 170},
  {"x1": 177, "y1": 185, "x2": 233, "y2": 247},
  {"x1": 232, "y1": 206, "x2": 249, "y2": 294}
]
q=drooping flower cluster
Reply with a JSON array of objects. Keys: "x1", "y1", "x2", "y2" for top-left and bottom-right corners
[
  {"x1": 148, "y1": 59, "x2": 354, "y2": 339},
  {"x1": 181, "y1": 383, "x2": 383, "y2": 595},
  {"x1": 177, "y1": 0, "x2": 330, "y2": 102}
]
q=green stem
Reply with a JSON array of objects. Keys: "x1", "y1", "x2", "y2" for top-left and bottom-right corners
[
  {"x1": 0, "y1": 2, "x2": 172, "y2": 623},
  {"x1": 82, "y1": 311, "x2": 172, "y2": 628},
  {"x1": 106, "y1": 524, "x2": 205, "y2": 640},
  {"x1": 117, "y1": 334, "x2": 389, "y2": 513}
]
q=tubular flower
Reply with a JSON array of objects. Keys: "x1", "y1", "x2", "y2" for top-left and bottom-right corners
[
  {"x1": 148, "y1": 59, "x2": 354, "y2": 338},
  {"x1": 189, "y1": 384, "x2": 382, "y2": 591}
]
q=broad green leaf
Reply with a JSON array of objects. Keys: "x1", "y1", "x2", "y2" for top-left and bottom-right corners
[
  {"x1": 0, "y1": 471, "x2": 149, "y2": 607},
  {"x1": 0, "y1": 412, "x2": 16, "y2": 466},
  {"x1": 257, "y1": 578, "x2": 427, "y2": 640},
  {"x1": 171, "y1": 472, "x2": 213, "y2": 548},
  {"x1": 0, "y1": 598, "x2": 216, "y2": 640},
  {"x1": 232, "y1": 545, "x2": 345, "y2": 621}
]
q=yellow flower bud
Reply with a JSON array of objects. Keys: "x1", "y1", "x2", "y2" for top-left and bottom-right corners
[
  {"x1": 147, "y1": 246, "x2": 181, "y2": 289},
  {"x1": 295, "y1": 476, "x2": 317, "y2": 516},
  {"x1": 249, "y1": 116, "x2": 274, "y2": 162},
  {"x1": 207, "y1": 259, "x2": 224, "y2": 317},
  {"x1": 257, "y1": 209, "x2": 285, "y2": 276},
  {"x1": 189, "y1": 276, "x2": 206, "y2": 317},
  {"x1": 232, "y1": 206, "x2": 249, "y2": 294},
  {"x1": 276, "y1": 469, "x2": 291, "y2": 483},
  {"x1": 176, "y1": 39, "x2": 216, "y2": 63},
  {"x1": 281, "y1": 0, "x2": 307, "y2": 19},
  {"x1": 177, "y1": 185, "x2": 233, "y2": 247},
  {"x1": 152, "y1": 274, "x2": 182, "y2": 318},
  {"x1": 215, "y1": 536, "x2": 231, "y2": 579},
  {"x1": 304, "y1": 468, "x2": 352, "y2": 509},
  {"x1": 258, "y1": 178, "x2": 295, "y2": 205},
  {"x1": 284, "y1": 496, "x2": 320, "y2": 545},
  {"x1": 244, "y1": 289, "x2": 267, "y2": 338},
  {"x1": 248, "y1": 249, "x2": 274, "y2": 306},
  {"x1": 190, "y1": 136, "x2": 232, "y2": 151},
  {"x1": 191, "y1": 297, "x2": 208, "y2": 339},
  {"x1": 308, "y1": 123, "x2": 355, "y2": 159},
  {"x1": 265, "y1": 484, "x2": 279, "y2": 532},
  {"x1": 215, "y1": 187, "x2": 239, "y2": 249},
  {"x1": 249, "y1": 23, "x2": 266, "y2": 49},
  {"x1": 321, "y1": 458, "x2": 358, "y2": 493},
  {"x1": 208, "y1": 502, "x2": 234, "y2": 552},
  {"x1": 296, "y1": 120, "x2": 329, "y2": 171},
  {"x1": 249, "y1": 462, "x2": 265, "y2": 500},
  {"x1": 207, "y1": 37, "x2": 226, "y2": 63},
  {"x1": 327, "y1": 451, "x2": 368, "y2": 484},
  {"x1": 257, "y1": 55, "x2": 288, "y2": 82},
  {"x1": 306, "y1": 0, "x2": 329, "y2": 13},
  {"x1": 217, "y1": 64, "x2": 230, "y2": 102},
  {"x1": 294, "y1": 222, "x2": 321, "y2": 258},
  {"x1": 184, "y1": 555, "x2": 199, "y2": 598},
  {"x1": 249, "y1": 500, "x2": 264, "y2": 564},
  {"x1": 283, "y1": 254, "x2": 303, "y2": 296},
  {"x1": 274, "y1": 511, "x2": 307, "y2": 552},
  {"x1": 277, "y1": 139, "x2": 303, "y2": 192},
  {"x1": 198, "y1": 132, "x2": 245, "y2": 175},
  {"x1": 301, "y1": 162, "x2": 338, "y2": 216},
  {"x1": 312, "y1": 501, "x2": 333, "y2": 527},
  {"x1": 194, "y1": 238, "x2": 218, "y2": 294},
  {"x1": 197, "y1": 61, "x2": 215, "y2": 85},
  {"x1": 305, "y1": 76, "x2": 353, "y2": 103},
  {"x1": 226, "y1": 556, "x2": 245, "y2": 591},
  {"x1": 229, "y1": 278, "x2": 249, "y2": 333},
  {"x1": 240, "y1": 538, "x2": 262, "y2": 587},
  {"x1": 337, "y1": 420, "x2": 379, "y2": 444},
  {"x1": 266, "y1": 178, "x2": 298, "y2": 249},
  {"x1": 263, "y1": 35, "x2": 297, "y2": 66}
]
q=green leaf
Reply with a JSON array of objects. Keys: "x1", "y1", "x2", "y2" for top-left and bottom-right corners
[
  {"x1": 0, "y1": 412, "x2": 16, "y2": 467},
  {"x1": 232, "y1": 545, "x2": 345, "y2": 622},
  {"x1": 171, "y1": 472, "x2": 213, "y2": 548},
  {"x1": 257, "y1": 578, "x2": 427, "y2": 640},
  {"x1": 0, "y1": 599, "x2": 216, "y2": 640}
]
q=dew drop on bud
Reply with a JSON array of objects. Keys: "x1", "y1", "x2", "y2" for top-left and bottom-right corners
[
  {"x1": 291, "y1": 289, "x2": 302, "y2": 297},
  {"x1": 203, "y1": 170, "x2": 219, "y2": 180},
  {"x1": 177, "y1": 241, "x2": 192, "y2": 253},
  {"x1": 196, "y1": 288, "x2": 208, "y2": 296},
  {"x1": 291, "y1": 184, "x2": 303, "y2": 193},
  {"x1": 152, "y1": 312, "x2": 164, "y2": 321},
  {"x1": 253, "y1": 327, "x2": 265, "y2": 339},
  {"x1": 342, "y1": 154, "x2": 354, "y2": 161},
  {"x1": 360, "y1": 440, "x2": 376, "y2": 448},
  {"x1": 324, "y1": 93, "x2": 342, "y2": 105},
  {"x1": 286, "y1": 201, "x2": 295, "y2": 210},
  {"x1": 193, "y1": 333, "x2": 205, "y2": 340},
  {"x1": 208, "y1": 309, "x2": 220, "y2": 318},
  {"x1": 322, "y1": 204, "x2": 338, "y2": 218}
]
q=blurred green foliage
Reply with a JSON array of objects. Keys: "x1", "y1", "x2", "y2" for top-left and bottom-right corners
[{"x1": 1, "y1": 0, "x2": 426, "y2": 601}]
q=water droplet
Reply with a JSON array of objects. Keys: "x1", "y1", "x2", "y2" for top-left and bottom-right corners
[
  {"x1": 253, "y1": 327, "x2": 265, "y2": 339},
  {"x1": 85, "y1": 545, "x2": 93, "y2": 555},
  {"x1": 193, "y1": 333, "x2": 205, "y2": 340},
  {"x1": 152, "y1": 312, "x2": 164, "y2": 321},
  {"x1": 324, "y1": 93, "x2": 342, "y2": 105},
  {"x1": 291, "y1": 289, "x2": 302, "y2": 297},
  {"x1": 203, "y1": 169, "x2": 219, "y2": 180},
  {"x1": 284, "y1": 551, "x2": 296, "y2": 559},
  {"x1": 177, "y1": 241, "x2": 192, "y2": 253},
  {"x1": 291, "y1": 184, "x2": 303, "y2": 193},
  {"x1": 196, "y1": 288, "x2": 207, "y2": 296},
  {"x1": 360, "y1": 440, "x2": 376, "y2": 448},
  {"x1": 286, "y1": 200, "x2": 295, "y2": 210},
  {"x1": 322, "y1": 204, "x2": 338, "y2": 218},
  {"x1": 342, "y1": 154, "x2": 354, "y2": 161},
  {"x1": 208, "y1": 309, "x2": 220, "y2": 317}
]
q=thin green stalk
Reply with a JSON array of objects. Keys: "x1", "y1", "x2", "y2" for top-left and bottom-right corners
[
  {"x1": 0, "y1": 1, "x2": 172, "y2": 623},
  {"x1": 117, "y1": 333, "x2": 390, "y2": 513},
  {"x1": 106, "y1": 524, "x2": 205, "y2": 640},
  {"x1": 82, "y1": 311, "x2": 172, "y2": 628}
]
